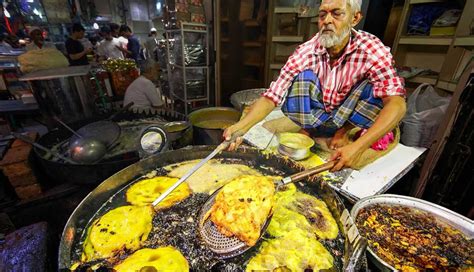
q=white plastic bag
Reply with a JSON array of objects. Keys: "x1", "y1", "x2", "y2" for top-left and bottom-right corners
[{"x1": 401, "y1": 83, "x2": 451, "y2": 147}]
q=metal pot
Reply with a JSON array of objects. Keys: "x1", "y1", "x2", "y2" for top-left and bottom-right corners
[
  {"x1": 351, "y1": 194, "x2": 474, "y2": 271},
  {"x1": 58, "y1": 146, "x2": 367, "y2": 271},
  {"x1": 188, "y1": 107, "x2": 241, "y2": 145}
]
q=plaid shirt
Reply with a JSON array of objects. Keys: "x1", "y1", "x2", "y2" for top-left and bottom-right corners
[{"x1": 263, "y1": 29, "x2": 406, "y2": 111}]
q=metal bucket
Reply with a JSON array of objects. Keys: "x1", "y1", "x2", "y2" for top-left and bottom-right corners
[{"x1": 188, "y1": 107, "x2": 241, "y2": 145}]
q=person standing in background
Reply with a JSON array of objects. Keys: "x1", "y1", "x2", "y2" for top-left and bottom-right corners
[
  {"x1": 110, "y1": 23, "x2": 128, "y2": 49},
  {"x1": 26, "y1": 27, "x2": 55, "y2": 51},
  {"x1": 117, "y1": 25, "x2": 141, "y2": 64},
  {"x1": 97, "y1": 26, "x2": 124, "y2": 60},
  {"x1": 123, "y1": 60, "x2": 164, "y2": 112},
  {"x1": 65, "y1": 23, "x2": 92, "y2": 66},
  {"x1": 144, "y1": 27, "x2": 159, "y2": 61}
]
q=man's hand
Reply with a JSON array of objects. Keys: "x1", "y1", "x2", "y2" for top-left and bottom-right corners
[
  {"x1": 222, "y1": 124, "x2": 247, "y2": 151},
  {"x1": 116, "y1": 45, "x2": 128, "y2": 53},
  {"x1": 329, "y1": 142, "x2": 365, "y2": 171},
  {"x1": 329, "y1": 127, "x2": 350, "y2": 150}
]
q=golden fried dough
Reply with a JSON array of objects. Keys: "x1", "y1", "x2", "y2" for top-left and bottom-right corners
[
  {"x1": 82, "y1": 205, "x2": 153, "y2": 261},
  {"x1": 126, "y1": 176, "x2": 191, "y2": 208},
  {"x1": 205, "y1": 175, "x2": 276, "y2": 246}
]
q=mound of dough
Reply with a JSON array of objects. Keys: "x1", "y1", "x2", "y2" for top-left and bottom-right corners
[
  {"x1": 82, "y1": 205, "x2": 153, "y2": 261},
  {"x1": 126, "y1": 176, "x2": 191, "y2": 208},
  {"x1": 114, "y1": 247, "x2": 189, "y2": 272}
]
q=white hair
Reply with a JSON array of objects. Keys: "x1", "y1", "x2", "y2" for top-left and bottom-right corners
[{"x1": 348, "y1": 0, "x2": 362, "y2": 13}]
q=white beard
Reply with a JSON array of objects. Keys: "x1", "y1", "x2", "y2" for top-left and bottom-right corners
[{"x1": 319, "y1": 25, "x2": 352, "y2": 48}]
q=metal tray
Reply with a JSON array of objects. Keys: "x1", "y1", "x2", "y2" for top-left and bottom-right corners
[{"x1": 351, "y1": 194, "x2": 474, "y2": 271}]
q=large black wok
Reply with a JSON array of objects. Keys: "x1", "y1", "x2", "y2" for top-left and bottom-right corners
[
  {"x1": 34, "y1": 110, "x2": 190, "y2": 185},
  {"x1": 59, "y1": 146, "x2": 366, "y2": 271}
]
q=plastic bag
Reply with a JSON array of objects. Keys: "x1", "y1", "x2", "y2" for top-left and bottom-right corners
[{"x1": 401, "y1": 83, "x2": 451, "y2": 147}]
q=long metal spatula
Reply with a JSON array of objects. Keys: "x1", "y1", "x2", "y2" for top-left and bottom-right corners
[
  {"x1": 198, "y1": 160, "x2": 336, "y2": 259},
  {"x1": 152, "y1": 133, "x2": 242, "y2": 208}
]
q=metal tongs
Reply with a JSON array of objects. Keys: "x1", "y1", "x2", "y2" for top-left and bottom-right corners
[
  {"x1": 151, "y1": 133, "x2": 243, "y2": 208},
  {"x1": 198, "y1": 160, "x2": 336, "y2": 259}
]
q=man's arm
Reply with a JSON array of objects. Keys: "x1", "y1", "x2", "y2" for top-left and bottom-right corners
[
  {"x1": 69, "y1": 48, "x2": 91, "y2": 60},
  {"x1": 223, "y1": 40, "x2": 314, "y2": 150},
  {"x1": 223, "y1": 96, "x2": 276, "y2": 150},
  {"x1": 116, "y1": 45, "x2": 131, "y2": 55},
  {"x1": 330, "y1": 95, "x2": 406, "y2": 171}
]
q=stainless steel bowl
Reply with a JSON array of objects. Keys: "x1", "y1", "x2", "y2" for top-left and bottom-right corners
[
  {"x1": 351, "y1": 194, "x2": 474, "y2": 271},
  {"x1": 278, "y1": 144, "x2": 311, "y2": 160},
  {"x1": 277, "y1": 132, "x2": 315, "y2": 161}
]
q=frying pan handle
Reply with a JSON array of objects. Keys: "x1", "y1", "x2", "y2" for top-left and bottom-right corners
[{"x1": 283, "y1": 160, "x2": 336, "y2": 184}]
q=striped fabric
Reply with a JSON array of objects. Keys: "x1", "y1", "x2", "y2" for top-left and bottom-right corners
[
  {"x1": 263, "y1": 29, "x2": 405, "y2": 111},
  {"x1": 281, "y1": 70, "x2": 384, "y2": 130}
]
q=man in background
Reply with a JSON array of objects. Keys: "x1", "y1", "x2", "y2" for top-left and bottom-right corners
[
  {"x1": 110, "y1": 23, "x2": 128, "y2": 49},
  {"x1": 144, "y1": 27, "x2": 159, "y2": 61},
  {"x1": 65, "y1": 23, "x2": 92, "y2": 66},
  {"x1": 124, "y1": 60, "x2": 163, "y2": 112},
  {"x1": 117, "y1": 25, "x2": 141, "y2": 64},
  {"x1": 97, "y1": 26, "x2": 124, "y2": 60},
  {"x1": 26, "y1": 27, "x2": 55, "y2": 51}
]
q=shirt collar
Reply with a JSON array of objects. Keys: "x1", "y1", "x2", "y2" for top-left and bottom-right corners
[{"x1": 314, "y1": 28, "x2": 360, "y2": 56}]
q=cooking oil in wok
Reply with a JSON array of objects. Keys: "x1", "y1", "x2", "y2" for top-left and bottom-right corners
[{"x1": 71, "y1": 158, "x2": 345, "y2": 271}]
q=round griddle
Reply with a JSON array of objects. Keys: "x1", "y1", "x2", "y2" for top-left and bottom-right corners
[{"x1": 59, "y1": 146, "x2": 367, "y2": 271}]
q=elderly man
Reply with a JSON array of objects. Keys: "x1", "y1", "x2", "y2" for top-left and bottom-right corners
[
  {"x1": 26, "y1": 28, "x2": 55, "y2": 51},
  {"x1": 224, "y1": 0, "x2": 406, "y2": 171}
]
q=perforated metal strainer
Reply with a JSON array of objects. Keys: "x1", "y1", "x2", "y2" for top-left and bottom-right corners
[
  {"x1": 197, "y1": 188, "x2": 273, "y2": 259},
  {"x1": 198, "y1": 161, "x2": 336, "y2": 258}
]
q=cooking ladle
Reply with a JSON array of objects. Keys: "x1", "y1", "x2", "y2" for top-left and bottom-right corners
[
  {"x1": 198, "y1": 160, "x2": 336, "y2": 259},
  {"x1": 53, "y1": 116, "x2": 108, "y2": 164},
  {"x1": 11, "y1": 132, "x2": 77, "y2": 164}
]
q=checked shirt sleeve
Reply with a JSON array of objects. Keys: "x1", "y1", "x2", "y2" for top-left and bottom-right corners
[
  {"x1": 262, "y1": 43, "x2": 313, "y2": 105},
  {"x1": 366, "y1": 43, "x2": 406, "y2": 99}
]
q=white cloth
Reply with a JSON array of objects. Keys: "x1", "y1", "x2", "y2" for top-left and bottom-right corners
[
  {"x1": 118, "y1": 36, "x2": 128, "y2": 48},
  {"x1": 25, "y1": 41, "x2": 55, "y2": 51},
  {"x1": 124, "y1": 76, "x2": 164, "y2": 110},
  {"x1": 97, "y1": 38, "x2": 124, "y2": 59}
]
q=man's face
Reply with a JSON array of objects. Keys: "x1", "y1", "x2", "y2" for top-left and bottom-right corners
[
  {"x1": 103, "y1": 32, "x2": 113, "y2": 41},
  {"x1": 77, "y1": 30, "x2": 85, "y2": 39},
  {"x1": 122, "y1": 31, "x2": 131, "y2": 38},
  {"x1": 31, "y1": 30, "x2": 44, "y2": 43},
  {"x1": 111, "y1": 29, "x2": 119, "y2": 38},
  {"x1": 318, "y1": 0, "x2": 353, "y2": 48}
]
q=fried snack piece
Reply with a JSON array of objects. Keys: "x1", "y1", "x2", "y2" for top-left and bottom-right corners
[
  {"x1": 268, "y1": 184, "x2": 339, "y2": 240},
  {"x1": 246, "y1": 229, "x2": 334, "y2": 271},
  {"x1": 126, "y1": 176, "x2": 191, "y2": 208},
  {"x1": 166, "y1": 159, "x2": 263, "y2": 194},
  {"x1": 206, "y1": 175, "x2": 276, "y2": 246},
  {"x1": 82, "y1": 205, "x2": 153, "y2": 262},
  {"x1": 113, "y1": 247, "x2": 189, "y2": 272}
]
